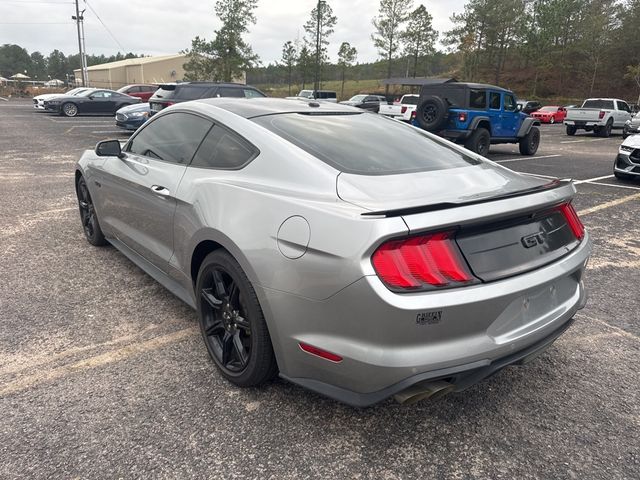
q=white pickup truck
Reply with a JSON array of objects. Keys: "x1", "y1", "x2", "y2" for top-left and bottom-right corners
[
  {"x1": 564, "y1": 98, "x2": 633, "y2": 137},
  {"x1": 378, "y1": 94, "x2": 419, "y2": 122}
]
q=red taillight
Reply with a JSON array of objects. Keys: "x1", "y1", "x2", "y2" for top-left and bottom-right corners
[
  {"x1": 410, "y1": 111, "x2": 416, "y2": 120},
  {"x1": 598, "y1": 110, "x2": 605, "y2": 119},
  {"x1": 458, "y1": 112, "x2": 468, "y2": 122},
  {"x1": 401, "y1": 106, "x2": 407, "y2": 114},
  {"x1": 372, "y1": 231, "x2": 476, "y2": 291},
  {"x1": 559, "y1": 203, "x2": 585, "y2": 240},
  {"x1": 299, "y1": 343, "x2": 342, "y2": 362}
]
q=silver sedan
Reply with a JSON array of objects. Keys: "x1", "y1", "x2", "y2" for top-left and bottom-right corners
[{"x1": 75, "y1": 98, "x2": 592, "y2": 406}]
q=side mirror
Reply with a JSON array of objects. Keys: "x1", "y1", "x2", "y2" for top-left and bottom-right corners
[
  {"x1": 95, "y1": 139, "x2": 122, "y2": 157},
  {"x1": 88, "y1": 95, "x2": 94, "y2": 99},
  {"x1": 516, "y1": 104, "x2": 523, "y2": 112}
]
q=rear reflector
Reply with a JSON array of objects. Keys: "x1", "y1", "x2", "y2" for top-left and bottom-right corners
[
  {"x1": 372, "y1": 231, "x2": 477, "y2": 291},
  {"x1": 299, "y1": 343, "x2": 343, "y2": 362},
  {"x1": 559, "y1": 203, "x2": 585, "y2": 240}
]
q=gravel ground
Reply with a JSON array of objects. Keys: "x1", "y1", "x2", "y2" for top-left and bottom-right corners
[{"x1": 1, "y1": 101, "x2": 638, "y2": 479}]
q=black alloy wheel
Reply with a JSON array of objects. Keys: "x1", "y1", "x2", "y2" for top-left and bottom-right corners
[
  {"x1": 200, "y1": 267, "x2": 252, "y2": 373},
  {"x1": 196, "y1": 251, "x2": 277, "y2": 386},
  {"x1": 76, "y1": 177, "x2": 107, "y2": 246}
]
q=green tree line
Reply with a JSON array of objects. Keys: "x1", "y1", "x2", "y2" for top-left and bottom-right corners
[{"x1": 0, "y1": 44, "x2": 142, "y2": 82}]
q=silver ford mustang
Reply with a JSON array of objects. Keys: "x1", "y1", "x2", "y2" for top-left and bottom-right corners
[{"x1": 75, "y1": 98, "x2": 592, "y2": 406}]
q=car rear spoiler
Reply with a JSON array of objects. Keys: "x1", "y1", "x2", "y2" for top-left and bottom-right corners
[{"x1": 361, "y1": 179, "x2": 570, "y2": 218}]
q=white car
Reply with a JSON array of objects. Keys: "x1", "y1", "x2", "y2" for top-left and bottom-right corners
[
  {"x1": 32, "y1": 87, "x2": 92, "y2": 110},
  {"x1": 614, "y1": 134, "x2": 640, "y2": 180}
]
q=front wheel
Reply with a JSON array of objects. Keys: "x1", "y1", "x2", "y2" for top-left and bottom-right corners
[
  {"x1": 196, "y1": 250, "x2": 277, "y2": 387},
  {"x1": 464, "y1": 128, "x2": 491, "y2": 156},
  {"x1": 62, "y1": 102, "x2": 78, "y2": 117},
  {"x1": 519, "y1": 126, "x2": 540, "y2": 155},
  {"x1": 76, "y1": 176, "x2": 107, "y2": 246}
]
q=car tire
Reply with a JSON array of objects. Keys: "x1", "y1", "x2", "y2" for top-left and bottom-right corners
[
  {"x1": 76, "y1": 176, "x2": 108, "y2": 246},
  {"x1": 599, "y1": 120, "x2": 613, "y2": 138},
  {"x1": 415, "y1": 95, "x2": 449, "y2": 131},
  {"x1": 196, "y1": 250, "x2": 278, "y2": 387},
  {"x1": 62, "y1": 102, "x2": 78, "y2": 117},
  {"x1": 464, "y1": 128, "x2": 491, "y2": 156},
  {"x1": 519, "y1": 126, "x2": 540, "y2": 155},
  {"x1": 622, "y1": 126, "x2": 629, "y2": 139},
  {"x1": 566, "y1": 125, "x2": 577, "y2": 136}
]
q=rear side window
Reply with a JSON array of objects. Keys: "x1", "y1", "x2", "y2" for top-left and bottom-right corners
[
  {"x1": 469, "y1": 90, "x2": 486, "y2": 109},
  {"x1": 253, "y1": 113, "x2": 480, "y2": 175},
  {"x1": 243, "y1": 88, "x2": 265, "y2": 98},
  {"x1": 583, "y1": 99, "x2": 615, "y2": 109},
  {"x1": 489, "y1": 92, "x2": 501, "y2": 109},
  {"x1": 177, "y1": 85, "x2": 209, "y2": 100},
  {"x1": 127, "y1": 112, "x2": 212, "y2": 164},
  {"x1": 191, "y1": 125, "x2": 257, "y2": 169},
  {"x1": 217, "y1": 87, "x2": 244, "y2": 98}
]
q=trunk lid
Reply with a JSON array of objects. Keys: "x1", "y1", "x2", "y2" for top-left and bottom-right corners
[{"x1": 340, "y1": 168, "x2": 582, "y2": 284}]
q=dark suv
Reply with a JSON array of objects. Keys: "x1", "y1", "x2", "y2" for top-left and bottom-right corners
[
  {"x1": 149, "y1": 82, "x2": 266, "y2": 114},
  {"x1": 413, "y1": 81, "x2": 541, "y2": 156}
]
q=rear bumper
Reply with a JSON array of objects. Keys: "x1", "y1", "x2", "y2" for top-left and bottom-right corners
[
  {"x1": 439, "y1": 129, "x2": 472, "y2": 141},
  {"x1": 564, "y1": 120, "x2": 603, "y2": 128},
  {"x1": 281, "y1": 315, "x2": 577, "y2": 407},
  {"x1": 260, "y1": 234, "x2": 592, "y2": 406}
]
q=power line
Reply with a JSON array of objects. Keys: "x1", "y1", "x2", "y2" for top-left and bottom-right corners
[
  {"x1": 83, "y1": 0, "x2": 127, "y2": 52},
  {"x1": 0, "y1": 22, "x2": 73, "y2": 24}
]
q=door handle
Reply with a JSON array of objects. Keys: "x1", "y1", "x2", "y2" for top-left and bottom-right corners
[{"x1": 151, "y1": 185, "x2": 170, "y2": 196}]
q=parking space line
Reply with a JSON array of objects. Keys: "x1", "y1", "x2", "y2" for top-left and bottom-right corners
[
  {"x1": 0, "y1": 327, "x2": 197, "y2": 397},
  {"x1": 586, "y1": 181, "x2": 640, "y2": 191},
  {"x1": 574, "y1": 175, "x2": 614, "y2": 184},
  {"x1": 91, "y1": 130, "x2": 126, "y2": 134},
  {"x1": 560, "y1": 140, "x2": 585, "y2": 144},
  {"x1": 577, "y1": 191, "x2": 640, "y2": 216},
  {"x1": 495, "y1": 154, "x2": 561, "y2": 163}
]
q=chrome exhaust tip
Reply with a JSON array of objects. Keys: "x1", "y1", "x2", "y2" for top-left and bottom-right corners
[{"x1": 393, "y1": 380, "x2": 455, "y2": 405}]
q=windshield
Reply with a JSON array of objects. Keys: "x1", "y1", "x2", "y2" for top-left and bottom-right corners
[
  {"x1": 66, "y1": 88, "x2": 86, "y2": 96},
  {"x1": 297, "y1": 90, "x2": 314, "y2": 98},
  {"x1": 539, "y1": 106, "x2": 557, "y2": 112},
  {"x1": 348, "y1": 95, "x2": 367, "y2": 102},
  {"x1": 252, "y1": 113, "x2": 480, "y2": 175}
]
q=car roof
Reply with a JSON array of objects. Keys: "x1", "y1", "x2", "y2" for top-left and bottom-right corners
[
  {"x1": 194, "y1": 97, "x2": 360, "y2": 119},
  {"x1": 424, "y1": 81, "x2": 512, "y2": 93}
]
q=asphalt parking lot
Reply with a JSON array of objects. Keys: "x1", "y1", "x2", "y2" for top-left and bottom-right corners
[{"x1": 1, "y1": 100, "x2": 639, "y2": 479}]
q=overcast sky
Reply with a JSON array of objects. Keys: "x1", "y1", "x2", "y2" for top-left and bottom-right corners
[{"x1": 1, "y1": 0, "x2": 466, "y2": 64}]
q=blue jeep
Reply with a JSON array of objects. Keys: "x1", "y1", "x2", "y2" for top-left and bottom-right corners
[{"x1": 413, "y1": 81, "x2": 541, "y2": 156}]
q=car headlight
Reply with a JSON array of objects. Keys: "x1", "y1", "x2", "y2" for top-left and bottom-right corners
[
  {"x1": 626, "y1": 120, "x2": 631, "y2": 125},
  {"x1": 620, "y1": 145, "x2": 634, "y2": 153},
  {"x1": 129, "y1": 111, "x2": 149, "y2": 118}
]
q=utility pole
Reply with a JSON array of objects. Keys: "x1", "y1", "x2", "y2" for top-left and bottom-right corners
[
  {"x1": 72, "y1": 0, "x2": 88, "y2": 86},
  {"x1": 313, "y1": 0, "x2": 324, "y2": 95}
]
